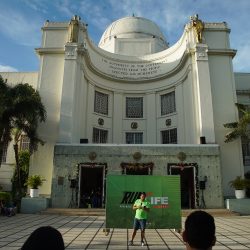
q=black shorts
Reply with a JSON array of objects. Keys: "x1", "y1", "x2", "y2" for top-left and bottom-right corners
[{"x1": 133, "y1": 218, "x2": 147, "y2": 231}]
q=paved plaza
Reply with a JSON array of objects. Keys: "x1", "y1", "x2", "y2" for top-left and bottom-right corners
[{"x1": 0, "y1": 214, "x2": 250, "y2": 249}]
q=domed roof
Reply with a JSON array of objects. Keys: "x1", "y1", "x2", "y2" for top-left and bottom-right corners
[{"x1": 99, "y1": 16, "x2": 168, "y2": 49}]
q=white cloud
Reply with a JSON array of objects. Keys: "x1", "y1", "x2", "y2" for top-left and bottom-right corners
[
  {"x1": 0, "y1": 65, "x2": 18, "y2": 72},
  {"x1": 22, "y1": 0, "x2": 48, "y2": 14},
  {"x1": 0, "y1": 8, "x2": 41, "y2": 46},
  {"x1": 54, "y1": 0, "x2": 74, "y2": 17}
]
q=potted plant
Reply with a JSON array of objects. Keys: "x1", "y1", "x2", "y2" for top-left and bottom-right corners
[
  {"x1": 229, "y1": 176, "x2": 250, "y2": 199},
  {"x1": 25, "y1": 175, "x2": 45, "y2": 198}
]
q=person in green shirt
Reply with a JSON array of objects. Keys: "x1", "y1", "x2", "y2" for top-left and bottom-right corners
[{"x1": 128, "y1": 192, "x2": 150, "y2": 246}]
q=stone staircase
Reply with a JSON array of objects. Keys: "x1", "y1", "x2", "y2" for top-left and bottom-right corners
[
  {"x1": 40, "y1": 208, "x2": 105, "y2": 216},
  {"x1": 40, "y1": 208, "x2": 239, "y2": 217}
]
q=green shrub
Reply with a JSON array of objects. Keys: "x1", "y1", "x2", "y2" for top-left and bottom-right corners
[
  {"x1": 229, "y1": 176, "x2": 250, "y2": 190},
  {"x1": 25, "y1": 175, "x2": 45, "y2": 189},
  {"x1": 0, "y1": 192, "x2": 11, "y2": 202}
]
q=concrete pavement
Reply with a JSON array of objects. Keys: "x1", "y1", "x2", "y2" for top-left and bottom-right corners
[{"x1": 0, "y1": 214, "x2": 250, "y2": 249}]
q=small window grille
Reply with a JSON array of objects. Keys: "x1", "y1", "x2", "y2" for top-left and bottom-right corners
[
  {"x1": 161, "y1": 128, "x2": 177, "y2": 144},
  {"x1": 126, "y1": 97, "x2": 143, "y2": 118},
  {"x1": 94, "y1": 91, "x2": 108, "y2": 115},
  {"x1": 126, "y1": 132, "x2": 143, "y2": 144},
  {"x1": 1, "y1": 143, "x2": 8, "y2": 163},
  {"x1": 242, "y1": 141, "x2": 250, "y2": 166},
  {"x1": 161, "y1": 91, "x2": 176, "y2": 116},
  {"x1": 92, "y1": 128, "x2": 108, "y2": 143},
  {"x1": 20, "y1": 135, "x2": 30, "y2": 151}
]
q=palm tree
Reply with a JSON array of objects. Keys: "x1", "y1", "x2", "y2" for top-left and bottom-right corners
[
  {"x1": 0, "y1": 75, "x2": 12, "y2": 165},
  {"x1": 0, "y1": 75, "x2": 46, "y2": 200},
  {"x1": 224, "y1": 103, "x2": 250, "y2": 143}
]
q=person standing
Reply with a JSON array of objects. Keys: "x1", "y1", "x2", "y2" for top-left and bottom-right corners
[{"x1": 128, "y1": 192, "x2": 150, "y2": 246}]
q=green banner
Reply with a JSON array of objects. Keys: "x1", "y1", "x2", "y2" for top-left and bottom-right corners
[{"x1": 106, "y1": 175, "x2": 181, "y2": 229}]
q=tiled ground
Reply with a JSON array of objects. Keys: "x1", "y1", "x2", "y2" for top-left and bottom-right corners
[{"x1": 0, "y1": 214, "x2": 250, "y2": 249}]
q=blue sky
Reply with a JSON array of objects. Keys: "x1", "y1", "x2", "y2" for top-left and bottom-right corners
[{"x1": 0, "y1": 0, "x2": 250, "y2": 72}]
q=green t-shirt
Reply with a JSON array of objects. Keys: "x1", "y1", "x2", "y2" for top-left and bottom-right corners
[{"x1": 134, "y1": 199, "x2": 150, "y2": 220}]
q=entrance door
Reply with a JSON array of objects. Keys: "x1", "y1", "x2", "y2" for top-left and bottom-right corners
[
  {"x1": 170, "y1": 166, "x2": 195, "y2": 209},
  {"x1": 79, "y1": 165, "x2": 104, "y2": 208}
]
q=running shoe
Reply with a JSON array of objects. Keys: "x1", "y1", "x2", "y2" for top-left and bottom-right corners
[{"x1": 128, "y1": 241, "x2": 134, "y2": 246}]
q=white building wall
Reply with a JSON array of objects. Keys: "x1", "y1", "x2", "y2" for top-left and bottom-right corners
[
  {"x1": 32, "y1": 22, "x2": 69, "y2": 195},
  {"x1": 208, "y1": 56, "x2": 243, "y2": 195}
]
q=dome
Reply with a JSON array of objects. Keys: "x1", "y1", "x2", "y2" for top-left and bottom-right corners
[{"x1": 98, "y1": 16, "x2": 168, "y2": 54}]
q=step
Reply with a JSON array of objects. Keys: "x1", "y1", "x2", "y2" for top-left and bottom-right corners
[
  {"x1": 40, "y1": 208, "x2": 239, "y2": 217},
  {"x1": 40, "y1": 208, "x2": 105, "y2": 216}
]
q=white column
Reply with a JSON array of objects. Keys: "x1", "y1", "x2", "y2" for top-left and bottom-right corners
[
  {"x1": 71, "y1": 70, "x2": 88, "y2": 143},
  {"x1": 86, "y1": 83, "x2": 95, "y2": 143},
  {"x1": 146, "y1": 92, "x2": 156, "y2": 143},
  {"x1": 193, "y1": 44, "x2": 215, "y2": 143},
  {"x1": 113, "y1": 92, "x2": 123, "y2": 143},
  {"x1": 58, "y1": 44, "x2": 78, "y2": 143}
]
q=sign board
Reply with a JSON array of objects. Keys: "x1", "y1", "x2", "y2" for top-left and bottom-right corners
[{"x1": 106, "y1": 175, "x2": 181, "y2": 229}]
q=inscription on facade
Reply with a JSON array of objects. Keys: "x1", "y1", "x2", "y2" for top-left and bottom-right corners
[{"x1": 101, "y1": 58, "x2": 168, "y2": 79}]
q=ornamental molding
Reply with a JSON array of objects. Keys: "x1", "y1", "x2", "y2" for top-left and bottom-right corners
[
  {"x1": 77, "y1": 31, "x2": 191, "y2": 83},
  {"x1": 88, "y1": 152, "x2": 97, "y2": 161},
  {"x1": 133, "y1": 151, "x2": 142, "y2": 161},
  {"x1": 176, "y1": 151, "x2": 187, "y2": 162},
  {"x1": 65, "y1": 44, "x2": 78, "y2": 59}
]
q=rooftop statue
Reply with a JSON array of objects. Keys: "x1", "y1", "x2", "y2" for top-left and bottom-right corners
[
  {"x1": 69, "y1": 15, "x2": 80, "y2": 43},
  {"x1": 190, "y1": 14, "x2": 204, "y2": 43}
]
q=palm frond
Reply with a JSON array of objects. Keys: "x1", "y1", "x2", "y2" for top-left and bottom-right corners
[{"x1": 224, "y1": 122, "x2": 238, "y2": 128}]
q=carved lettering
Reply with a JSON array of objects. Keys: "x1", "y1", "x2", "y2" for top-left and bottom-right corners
[{"x1": 100, "y1": 58, "x2": 167, "y2": 78}]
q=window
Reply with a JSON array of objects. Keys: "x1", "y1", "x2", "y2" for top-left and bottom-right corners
[
  {"x1": 1, "y1": 143, "x2": 8, "y2": 163},
  {"x1": 161, "y1": 91, "x2": 176, "y2": 115},
  {"x1": 242, "y1": 141, "x2": 250, "y2": 166},
  {"x1": 126, "y1": 97, "x2": 143, "y2": 118},
  {"x1": 161, "y1": 128, "x2": 177, "y2": 144},
  {"x1": 126, "y1": 132, "x2": 143, "y2": 144},
  {"x1": 92, "y1": 128, "x2": 108, "y2": 143},
  {"x1": 94, "y1": 91, "x2": 108, "y2": 115},
  {"x1": 20, "y1": 135, "x2": 30, "y2": 151}
]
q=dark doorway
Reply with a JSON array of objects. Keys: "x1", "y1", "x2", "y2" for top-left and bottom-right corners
[
  {"x1": 169, "y1": 165, "x2": 195, "y2": 209},
  {"x1": 79, "y1": 165, "x2": 104, "y2": 208}
]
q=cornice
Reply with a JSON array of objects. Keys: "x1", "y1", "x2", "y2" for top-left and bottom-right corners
[
  {"x1": 35, "y1": 47, "x2": 65, "y2": 55},
  {"x1": 79, "y1": 49, "x2": 191, "y2": 83},
  {"x1": 207, "y1": 49, "x2": 237, "y2": 58},
  {"x1": 236, "y1": 90, "x2": 250, "y2": 95},
  {"x1": 83, "y1": 64, "x2": 192, "y2": 93}
]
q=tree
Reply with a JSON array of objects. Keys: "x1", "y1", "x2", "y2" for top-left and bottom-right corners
[
  {"x1": 224, "y1": 103, "x2": 250, "y2": 143},
  {"x1": 11, "y1": 150, "x2": 30, "y2": 199},
  {"x1": 0, "y1": 75, "x2": 46, "y2": 201}
]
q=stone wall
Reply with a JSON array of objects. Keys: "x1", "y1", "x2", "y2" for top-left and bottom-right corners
[{"x1": 52, "y1": 144, "x2": 223, "y2": 208}]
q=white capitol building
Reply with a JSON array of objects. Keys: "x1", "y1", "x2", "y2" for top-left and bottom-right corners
[{"x1": 1, "y1": 15, "x2": 250, "y2": 209}]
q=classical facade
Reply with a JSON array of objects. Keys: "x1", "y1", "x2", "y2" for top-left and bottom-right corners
[{"x1": 1, "y1": 15, "x2": 249, "y2": 209}]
